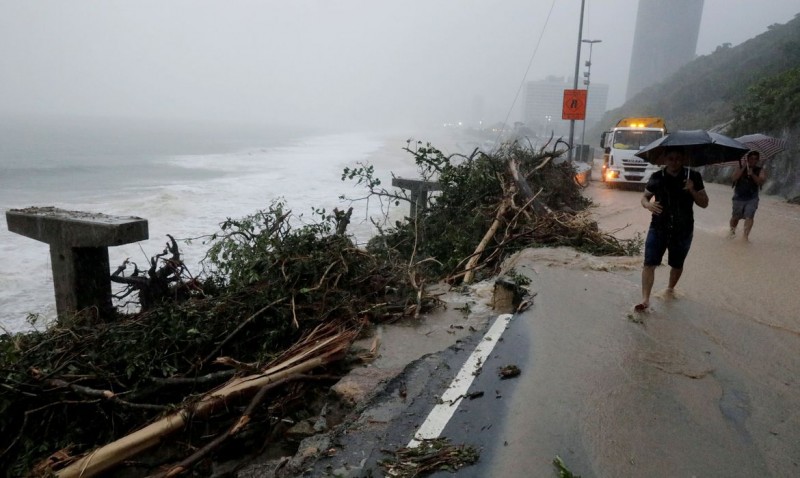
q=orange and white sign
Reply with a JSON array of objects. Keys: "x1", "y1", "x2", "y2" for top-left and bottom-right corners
[{"x1": 562, "y1": 89, "x2": 587, "y2": 120}]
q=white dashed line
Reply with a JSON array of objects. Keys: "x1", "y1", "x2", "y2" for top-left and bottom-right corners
[{"x1": 408, "y1": 313, "x2": 513, "y2": 447}]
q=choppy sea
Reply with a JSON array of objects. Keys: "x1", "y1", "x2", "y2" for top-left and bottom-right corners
[{"x1": 0, "y1": 115, "x2": 428, "y2": 333}]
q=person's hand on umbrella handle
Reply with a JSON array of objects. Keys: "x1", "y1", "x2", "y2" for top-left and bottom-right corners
[{"x1": 684, "y1": 177, "x2": 696, "y2": 192}]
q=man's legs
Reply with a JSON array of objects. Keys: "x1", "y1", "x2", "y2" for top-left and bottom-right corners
[
  {"x1": 638, "y1": 227, "x2": 665, "y2": 311},
  {"x1": 667, "y1": 267, "x2": 683, "y2": 291},
  {"x1": 733, "y1": 198, "x2": 758, "y2": 240},
  {"x1": 729, "y1": 216, "x2": 739, "y2": 237},
  {"x1": 665, "y1": 230, "x2": 692, "y2": 295},
  {"x1": 641, "y1": 265, "x2": 656, "y2": 308},
  {"x1": 730, "y1": 200, "x2": 744, "y2": 237},
  {"x1": 743, "y1": 217, "x2": 755, "y2": 241}
]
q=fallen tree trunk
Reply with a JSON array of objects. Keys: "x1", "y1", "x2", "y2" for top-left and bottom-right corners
[
  {"x1": 55, "y1": 326, "x2": 357, "y2": 478},
  {"x1": 463, "y1": 199, "x2": 509, "y2": 284},
  {"x1": 508, "y1": 157, "x2": 552, "y2": 216}
]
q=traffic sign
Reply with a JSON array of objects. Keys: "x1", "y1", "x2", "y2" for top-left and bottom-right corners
[{"x1": 562, "y1": 89, "x2": 587, "y2": 120}]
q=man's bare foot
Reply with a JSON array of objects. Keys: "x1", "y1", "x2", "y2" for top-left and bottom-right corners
[
  {"x1": 665, "y1": 288, "x2": 676, "y2": 298},
  {"x1": 634, "y1": 303, "x2": 649, "y2": 312}
]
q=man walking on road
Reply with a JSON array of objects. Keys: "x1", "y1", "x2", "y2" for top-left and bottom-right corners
[
  {"x1": 729, "y1": 150, "x2": 766, "y2": 241},
  {"x1": 636, "y1": 147, "x2": 709, "y2": 312}
]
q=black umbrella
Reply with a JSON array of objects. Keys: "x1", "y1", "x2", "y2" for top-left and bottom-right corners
[{"x1": 634, "y1": 130, "x2": 749, "y2": 167}]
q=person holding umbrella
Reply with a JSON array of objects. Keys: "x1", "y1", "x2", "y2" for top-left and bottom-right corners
[
  {"x1": 635, "y1": 146, "x2": 709, "y2": 312},
  {"x1": 729, "y1": 150, "x2": 766, "y2": 241},
  {"x1": 634, "y1": 129, "x2": 746, "y2": 312}
]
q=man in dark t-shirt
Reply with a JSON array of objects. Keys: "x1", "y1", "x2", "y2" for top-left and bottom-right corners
[
  {"x1": 635, "y1": 146, "x2": 709, "y2": 312},
  {"x1": 729, "y1": 150, "x2": 766, "y2": 241}
]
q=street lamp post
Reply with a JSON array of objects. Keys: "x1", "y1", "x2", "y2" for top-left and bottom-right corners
[
  {"x1": 579, "y1": 39, "x2": 601, "y2": 163},
  {"x1": 567, "y1": 0, "x2": 586, "y2": 162}
]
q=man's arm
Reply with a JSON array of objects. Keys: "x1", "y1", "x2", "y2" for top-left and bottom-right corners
[
  {"x1": 691, "y1": 189, "x2": 709, "y2": 208},
  {"x1": 641, "y1": 190, "x2": 662, "y2": 214},
  {"x1": 752, "y1": 167, "x2": 767, "y2": 186},
  {"x1": 731, "y1": 161, "x2": 746, "y2": 182},
  {"x1": 685, "y1": 176, "x2": 709, "y2": 208}
]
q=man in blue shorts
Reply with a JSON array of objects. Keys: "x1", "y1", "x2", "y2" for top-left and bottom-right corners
[
  {"x1": 729, "y1": 150, "x2": 766, "y2": 241},
  {"x1": 635, "y1": 147, "x2": 709, "y2": 312}
]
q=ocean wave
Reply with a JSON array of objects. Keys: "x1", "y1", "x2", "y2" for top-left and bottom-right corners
[{"x1": 1, "y1": 128, "x2": 398, "y2": 333}]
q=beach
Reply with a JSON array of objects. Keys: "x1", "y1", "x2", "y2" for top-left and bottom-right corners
[{"x1": 0, "y1": 117, "x2": 478, "y2": 333}]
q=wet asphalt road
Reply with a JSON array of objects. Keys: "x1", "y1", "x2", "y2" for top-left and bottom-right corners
[
  {"x1": 305, "y1": 312, "x2": 534, "y2": 477},
  {"x1": 301, "y1": 179, "x2": 800, "y2": 478}
]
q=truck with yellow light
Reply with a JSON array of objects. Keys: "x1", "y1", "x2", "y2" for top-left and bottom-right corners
[{"x1": 600, "y1": 117, "x2": 667, "y2": 187}]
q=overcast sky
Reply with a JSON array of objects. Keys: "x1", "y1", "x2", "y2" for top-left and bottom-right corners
[{"x1": 1, "y1": 1, "x2": 797, "y2": 131}]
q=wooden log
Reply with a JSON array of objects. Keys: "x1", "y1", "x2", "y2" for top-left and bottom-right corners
[
  {"x1": 463, "y1": 199, "x2": 509, "y2": 284},
  {"x1": 56, "y1": 331, "x2": 353, "y2": 478}
]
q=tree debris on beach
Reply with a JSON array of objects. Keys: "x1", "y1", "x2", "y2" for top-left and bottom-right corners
[
  {"x1": 344, "y1": 138, "x2": 639, "y2": 285},
  {"x1": 0, "y1": 138, "x2": 640, "y2": 476},
  {"x1": 110, "y1": 234, "x2": 199, "y2": 311}
]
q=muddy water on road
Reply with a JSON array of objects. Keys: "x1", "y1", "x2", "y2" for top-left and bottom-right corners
[
  {"x1": 586, "y1": 180, "x2": 800, "y2": 333},
  {"x1": 494, "y1": 180, "x2": 800, "y2": 477},
  {"x1": 350, "y1": 173, "x2": 800, "y2": 477}
]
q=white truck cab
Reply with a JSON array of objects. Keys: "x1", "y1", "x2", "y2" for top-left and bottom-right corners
[{"x1": 600, "y1": 117, "x2": 666, "y2": 187}]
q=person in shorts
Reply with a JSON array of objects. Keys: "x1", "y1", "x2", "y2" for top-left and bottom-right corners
[
  {"x1": 729, "y1": 150, "x2": 766, "y2": 241},
  {"x1": 636, "y1": 147, "x2": 709, "y2": 312}
]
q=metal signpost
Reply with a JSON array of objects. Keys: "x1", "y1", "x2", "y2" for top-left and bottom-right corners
[
  {"x1": 566, "y1": 0, "x2": 586, "y2": 162},
  {"x1": 579, "y1": 39, "x2": 601, "y2": 162}
]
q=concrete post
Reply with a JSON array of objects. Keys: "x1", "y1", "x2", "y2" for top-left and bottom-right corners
[
  {"x1": 391, "y1": 178, "x2": 442, "y2": 248},
  {"x1": 6, "y1": 207, "x2": 148, "y2": 320},
  {"x1": 390, "y1": 178, "x2": 442, "y2": 220}
]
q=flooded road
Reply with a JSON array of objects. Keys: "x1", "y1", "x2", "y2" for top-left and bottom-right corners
[
  {"x1": 587, "y1": 178, "x2": 800, "y2": 330},
  {"x1": 480, "y1": 179, "x2": 800, "y2": 477},
  {"x1": 305, "y1": 172, "x2": 800, "y2": 478}
]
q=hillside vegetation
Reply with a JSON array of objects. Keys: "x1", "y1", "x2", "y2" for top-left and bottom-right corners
[
  {"x1": 597, "y1": 12, "x2": 800, "y2": 132},
  {"x1": 593, "y1": 12, "x2": 800, "y2": 199}
]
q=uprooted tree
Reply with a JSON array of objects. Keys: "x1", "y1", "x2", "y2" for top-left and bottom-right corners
[
  {"x1": 110, "y1": 234, "x2": 201, "y2": 311},
  {"x1": 343, "y1": 138, "x2": 638, "y2": 284},
  {"x1": 0, "y1": 137, "x2": 640, "y2": 477}
]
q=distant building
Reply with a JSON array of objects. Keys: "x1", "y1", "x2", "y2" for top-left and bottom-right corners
[
  {"x1": 523, "y1": 76, "x2": 608, "y2": 140},
  {"x1": 626, "y1": 0, "x2": 704, "y2": 100},
  {"x1": 584, "y1": 83, "x2": 609, "y2": 132}
]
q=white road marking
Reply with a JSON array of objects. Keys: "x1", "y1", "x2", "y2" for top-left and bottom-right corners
[{"x1": 407, "y1": 313, "x2": 514, "y2": 447}]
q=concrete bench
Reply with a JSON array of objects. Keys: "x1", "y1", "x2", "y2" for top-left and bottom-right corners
[
  {"x1": 6, "y1": 207, "x2": 148, "y2": 321},
  {"x1": 391, "y1": 177, "x2": 441, "y2": 220}
]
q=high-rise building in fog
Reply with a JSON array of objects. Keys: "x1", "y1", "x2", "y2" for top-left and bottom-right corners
[
  {"x1": 524, "y1": 76, "x2": 608, "y2": 138},
  {"x1": 626, "y1": 0, "x2": 704, "y2": 100}
]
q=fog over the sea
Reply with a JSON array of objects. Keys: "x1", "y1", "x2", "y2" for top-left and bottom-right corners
[{"x1": 0, "y1": 1, "x2": 797, "y2": 131}]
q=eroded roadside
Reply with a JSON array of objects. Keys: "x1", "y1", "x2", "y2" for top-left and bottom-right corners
[
  {"x1": 236, "y1": 282, "x2": 501, "y2": 477},
  {"x1": 237, "y1": 173, "x2": 800, "y2": 477}
]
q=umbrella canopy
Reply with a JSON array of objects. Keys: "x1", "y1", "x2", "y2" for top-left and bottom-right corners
[
  {"x1": 635, "y1": 130, "x2": 749, "y2": 167},
  {"x1": 734, "y1": 133, "x2": 787, "y2": 159}
]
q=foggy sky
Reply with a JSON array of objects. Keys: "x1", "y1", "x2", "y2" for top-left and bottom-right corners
[{"x1": 1, "y1": 1, "x2": 797, "y2": 131}]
